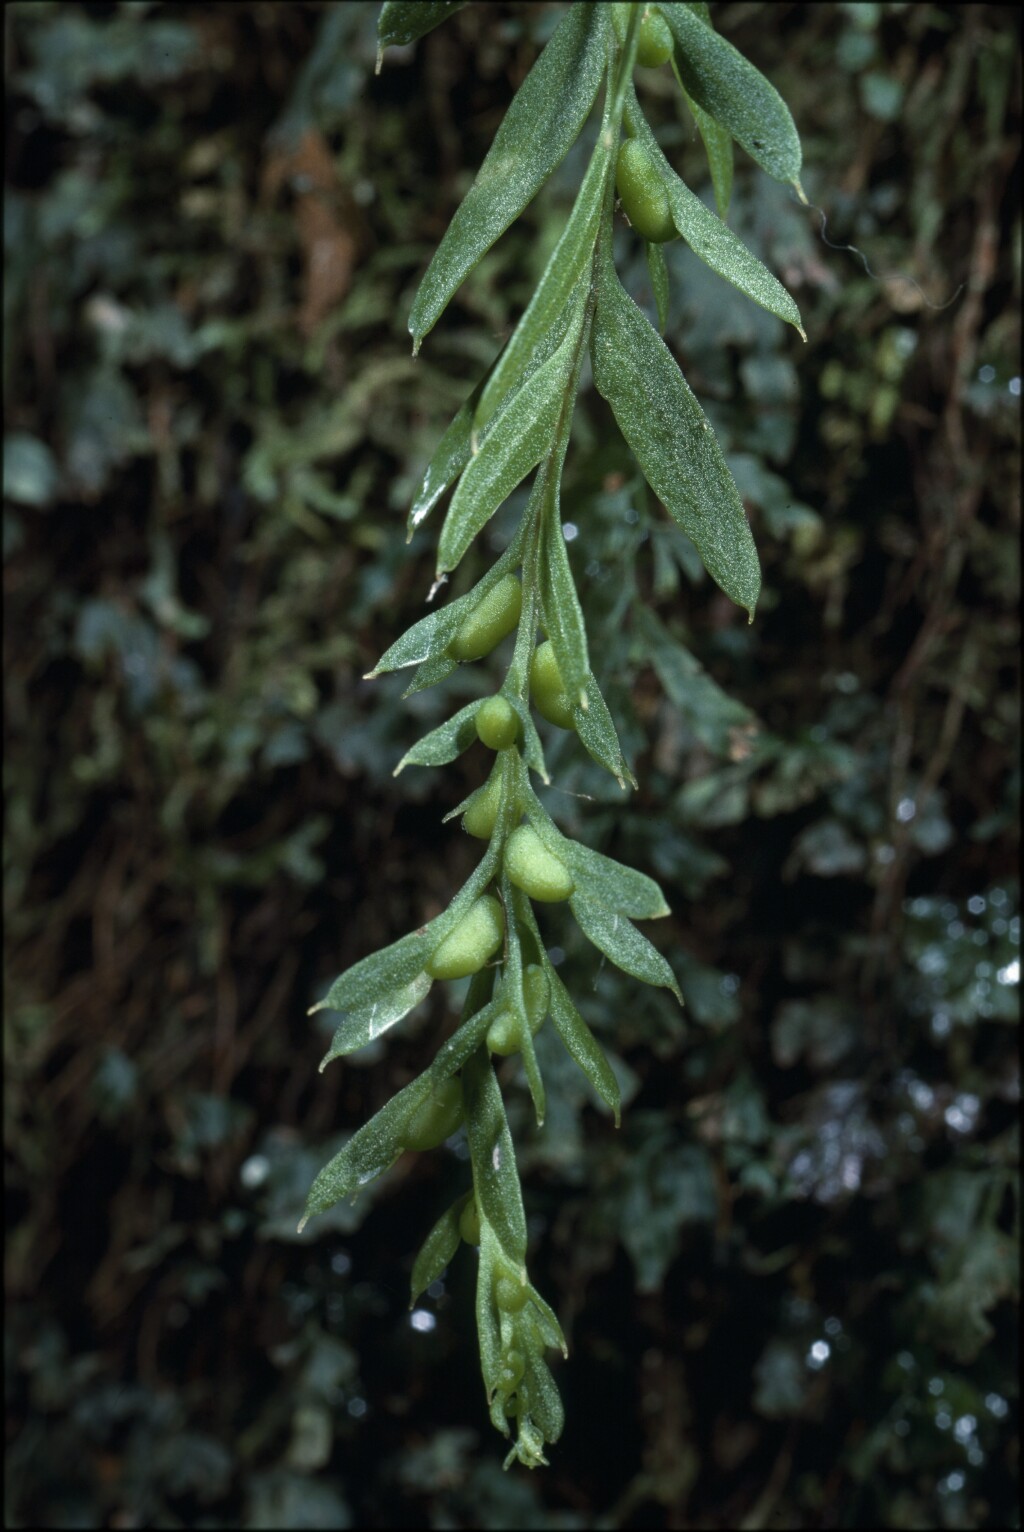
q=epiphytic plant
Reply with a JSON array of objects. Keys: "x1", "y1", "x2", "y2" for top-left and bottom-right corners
[{"x1": 302, "y1": 0, "x2": 806, "y2": 1469}]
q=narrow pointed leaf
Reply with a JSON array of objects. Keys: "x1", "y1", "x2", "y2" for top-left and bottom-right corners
[
  {"x1": 688, "y1": 91, "x2": 734, "y2": 216},
  {"x1": 437, "y1": 310, "x2": 583, "y2": 575},
  {"x1": 561, "y1": 841, "x2": 671, "y2": 921},
  {"x1": 545, "y1": 964, "x2": 621, "y2": 1124},
  {"x1": 501, "y1": 882, "x2": 547, "y2": 1126},
  {"x1": 464, "y1": 1048, "x2": 528, "y2": 1272},
  {"x1": 370, "y1": 535, "x2": 524, "y2": 678},
  {"x1": 573, "y1": 672, "x2": 638, "y2": 789},
  {"x1": 410, "y1": 1198, "x2": 464, "y2": 1307},
  {"x1": 521, "y1": 1352, "x2": 565, "y2": 1441},
  {"x1": 404, "y1": 651, "x2": 459, "y2": 696},
  {"x1": 627, "y1": 93, "x2": 803, "y2": 334},
  {"x1": 506, "y1": 693, "x2": 550, "y2": 784},
  {"x1": 475, "y1": 139, "x2": 610, "y2": 434},
  {"x1": 646, "y1": 240, "x2": 670, "y2": 335},
  {"x1": 394, "y1": 699, "x2": 482, "y2": 774},
  {"x1": 540, "y1": 497, "x2": 589, "y2": 711},
  {"x1": 313, "y1": 928, "x2": 436, "y2": 1016},
  {"x1": 319, "y1": 971, "x2": 433, "y2": 1067},
  {"x1": 591, "y1": 256, "x2": 761, "y2": 618},
  {"x1": 675, "y1": 2, "x2": 733, "y2": 217},
  {"x1": 407, "y1": 380, "x2": 480, "y2": 539},
  {"x1": 668, "y1": 174, "x2": 803, "y2": 332},
  {"x1": 522, "y1": 796, "x2": 669, "y2": 920},
  {"x1": 661, "y1": 2, "x2": 802, "y2": 187},
  {"x1": 409, "y1": 3, "x2": 608, "y2": 348},
  {"x1": 369, "y1": 606, "x2": 452, "y2": 678},
  {"x1": 378, "y1": 1, "x2": 469, "y2": 52},
  {"x1": 304, "y1": 999, "x2": 500, "y2": 1221},
  {"x1": 570, "y1": 892, "x2": 682, "y2": 999},
  {"x1": 524, "y1": 1285, "x2": 568, "y2": 1357},
  {"x1": 313, "y1": 849, "x2": 501, "y2": 1018},
  {"x1": 476, "y1": 1233, "x2": 506, "y2": 1415}
]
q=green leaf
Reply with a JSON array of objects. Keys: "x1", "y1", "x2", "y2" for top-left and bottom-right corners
[
  {"x1": 377, "y1": 1, "x2": 469, "y2": 53},
  {"x1": 403, "y1": 652, "x2": 459, "y2": 696},
  {"x1": 645, "y1": 240, "x2": 670, "y2": 335},
  {"x1": 312, "y1": 849, "x2": 501, "y2": 1017},
  {"x1": 635, "y1": 605, "x2": 756, "y2": 756},
  {"x1": 661, "y1": 2, "x2": 802, "y2": 188},
  {"x1": 437, "y1": 305, "x2": 585, "y2": 576},
  {"x1": 521, "y1": 1351, "x2": 565, "y2": 1443},
  {"x1": 368, "y1": 534, "x2": 524, "y2": 679},
  {"x1": 474, "y1": 136, "x2": 610, "y2": 435},
  {"x1": 312, "y1": 928, "x2": 436, "y2": 1016},
  {"x1": 591, "y1": 254, "x2": 761, "y2": 618},
  {"x1": 523, "y1": 1284, "x2": 568, "y2": 1357},
  {"x1": 464, "y1": 1048, "x2": 528, "y2": 1273},
  {"x1": 319, "y1": 971, "x2": 433, "y2": 1066},
  {"x1": 501, "y1": 885, "x2": 547, "y2": 1127},
  {"x1": 303, "y1": 998, "x2": 499, "y2": 1222},
  {"x1": 539, "y1": 492, "x2": 589, "y2": 712},
  {"x1": 505, "y1": 693, "x2": 550, "y2": 784},
  {"x1": 523, "y1": 794, "x2": 669, "y2": 919},
  {"x1": 573, "y1": 672, "x2": 638, "y2": 790},
  {"x1": 475, "y1": 1231, "x2": 507, "y2": 1417},
  {"x1": 409, "y1": 3, "x2": 607, "y2": 349},
  {"x1": 570, "y1": 892, "x2": 681, "y2": 999},
  {"x1": 692, "y1": 95, "x2": 734, "y2": 215},
  {"x1": 545, "y1": 964, "x2": 621, "y2": 1124},
  {"x1": 394, "y1": 699, "x2": 482, "y2": 774},
  {"x1": 562, "y1": 841, "x2": 671, "y2": 922},
  {"x1": 410, "y1": 1197, "x2": 464, "y2": 1307},
  {"x1": 673, "y1": 3, "x2": 733, "y2": 217},
  {"x1": 406, "y1": 378, "x2": 481, "y2": 539},
  {"x1": 627, "y1": 92, "x2": 803, "y2": 335}
]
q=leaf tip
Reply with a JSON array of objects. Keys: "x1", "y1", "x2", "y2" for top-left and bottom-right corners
[
  {"x1": 793, "y1": 178, "x2": 809, "y2": 207},
  {"x1": 374, "y1": 46, "x2": 383, "y2": 76},
  {"x1": 297, "y1": 1212, "x2": 310, "y2": 1235}
]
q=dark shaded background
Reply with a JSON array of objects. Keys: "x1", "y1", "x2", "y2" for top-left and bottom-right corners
[{"x1": 4, "y1": 3, "x2": 1019, "y2": 1526}]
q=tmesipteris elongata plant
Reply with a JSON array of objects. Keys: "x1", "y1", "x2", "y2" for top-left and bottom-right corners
[{"x1": 301, "y1": 0, "x2": 805, "y2": 1469}]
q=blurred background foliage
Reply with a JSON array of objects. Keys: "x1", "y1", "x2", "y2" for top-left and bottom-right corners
[{"x1": 3, "y1": 2, "x2": 1019, "y2": 1526}]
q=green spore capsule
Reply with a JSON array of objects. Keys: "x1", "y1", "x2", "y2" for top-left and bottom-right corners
[
  {"x1": 616, "y1": 138, "x2": 676, "y2": 243},
  {"x1": 426, "y1": 894, "x2": 505, "y2": 979},
  {"x1": 476, "y1": 695, "x2": 520, "y2": 751},
  {"x1": 462, "y1": 772, "x2": 502, "y2": 839},
  {"x1": 529, "y1": 641, "x2": 574, "y2": 729},
  {"x1": 504, "y1": 826, "x2": 574, "y2": 903},
  {"x1": 636, "y1": 7, "x2": 673, "y2": 67},
  {"x1": 486, "y1": 964, "x2": 551, "y2": 1055},
  {"x1": 449, "y1": 574, "x2": 523, "y2": 662},
  {"x1": 403, "y1": 1076, "x2": 465, "y2": 1151},
  {"x1": 495, "y1": 1274, "x2": 529, "y2": 1314}
]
